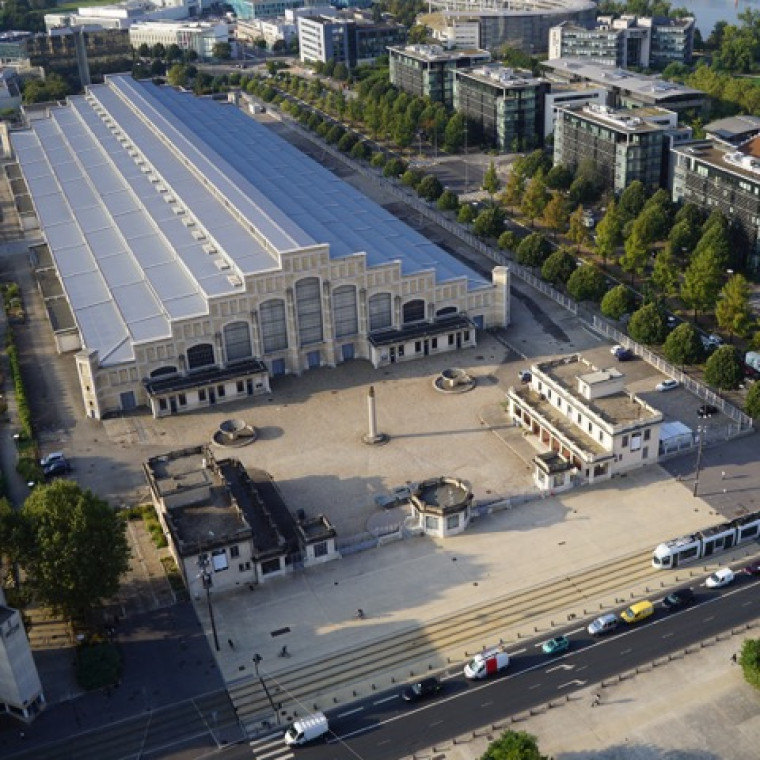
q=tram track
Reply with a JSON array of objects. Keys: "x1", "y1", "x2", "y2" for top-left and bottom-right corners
[{"x1": 230, "y1": 549, "x2": 658, "y2": 725}]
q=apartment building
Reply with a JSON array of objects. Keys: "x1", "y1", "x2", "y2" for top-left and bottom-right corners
[
  {"x1": 506, "y1": 354, "x2": 662, "y2": 489},
  {"x1": 129, "y1": 20, "x2": 229, "y2": 59},
  {"x1": 298, "y1": 13, "x2": 406, "y2": 67},
  {"x1": 453, "y1": 65, "x2": 549, "y2": 152},
  {"x1": 553, "y1": 103, "x2": 676, "y2": 193},
  {"x1": 549, "y1": 15, "x2": 694, "y2": 69},
  {"x1": 388, "y1": 44, "x2": 491, "y2": 108},
  {"x1": 671, "y1": 137, "x2": 760, "y2": 273},
  {"x1": 542, "y1": 59, "x2": 705, "y2": 115}
]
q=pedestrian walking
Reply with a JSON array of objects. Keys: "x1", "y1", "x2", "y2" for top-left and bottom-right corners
[
  {"x1": 731, "y1": 653, "x2": 738, "y2": 664},
  {"x1": 228, "y1": 638, "x2": 234, "y2": 650},
  {"x1": 591, "y1": 693, "x2": 601, "y2": 707}
]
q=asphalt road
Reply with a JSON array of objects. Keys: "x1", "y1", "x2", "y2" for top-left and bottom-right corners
[{"x1": 286, "y1": 572, "x2": 760, "y2": 760}]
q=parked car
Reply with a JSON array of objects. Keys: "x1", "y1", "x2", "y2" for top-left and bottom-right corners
[
  {"x1": 518, "y1": 370, "x2": 532, "y2": 384},
  {"x1": 662, "y1": 588, "x2": 695, "y2": 610},
  {"x1": 587, "y1": 613, "x2": 619, "y2": 636},
  {"x1": 40, "y1": 451, "x2": 65, "y2": 469},
  {"x1": 614, "y1": 348, "x2": 634, "y2": 362},
  {"x1": 698, "y1": 404, "x2": 719, "y2": 418},
  {"x1": 742, "y1": 561, "x2": 760, "y2": 576},
  {"x1": 43, "y1": 459, "x2": 71, "y2": 479},
  {"x1": 706, "y1": 568, "x2": 735, "y2": 588},
  {"x1": 656, "y1": 379, "x2": 679, "y2": 392},
  {"x1": 401, "y1": 677, "x2": 442, "y2": 702},
  {"x1": 610, "y1": 344, "x2": 625, "y2": 355},
  {"x1": 542, "y1": 635, "x2": 570, "y2": 655}
]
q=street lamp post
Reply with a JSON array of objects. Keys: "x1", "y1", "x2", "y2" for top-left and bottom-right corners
[
  {"x1": 252, "y1": 654, "x2": 280, "y2": 722},
  {"x1": 198, "y1": 552, "x2": 220, "y2": 652},
  {"x1": 693, "y1": 425, "x2": 706, "y2": 497}
]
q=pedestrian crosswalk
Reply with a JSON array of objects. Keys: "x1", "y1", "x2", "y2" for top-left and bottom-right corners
[{"x1": 249, "y1": 733, "x2": 292, "y2": 760}]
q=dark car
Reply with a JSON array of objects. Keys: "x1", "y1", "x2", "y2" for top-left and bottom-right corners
[
  {"x1": 697, "y1": 404, "x2": 719, "y2": 418},
  {"x1": 662, "y1": 588, "x2": 695, "y2": 610},
  {"x1": 614, "y1": 348, "x2": 634, "y2": 362},
  {"x1": 43, "y1": 459, "x2": 71, "y2": 479},
  {"x1": 401, "y1": 677, "x2": 442, "y2": 702},
  {"x1": 743, "y1": 561, "x2": 760, "y2": 576}
]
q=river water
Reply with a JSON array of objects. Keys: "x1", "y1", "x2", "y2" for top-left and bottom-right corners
[{"x1": 675, "y1": 0, "x2": 760, "y2": 35}]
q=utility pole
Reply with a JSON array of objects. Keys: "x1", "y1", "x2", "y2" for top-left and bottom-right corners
[{"x1": 198, "y1": 551, "x2": 220, "y2": 651}]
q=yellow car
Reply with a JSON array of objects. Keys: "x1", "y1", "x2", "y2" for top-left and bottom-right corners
[{"x1": 620, "y1": 600, "x2": 654, "y2": 624}]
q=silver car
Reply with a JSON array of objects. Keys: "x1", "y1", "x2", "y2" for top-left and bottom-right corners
[{"x1": 587, "y1": 613, "x2": 619, "y2": 636}]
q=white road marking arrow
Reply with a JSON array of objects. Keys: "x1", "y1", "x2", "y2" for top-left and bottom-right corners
[
  {"x1": 558, "y1": 679, "x2": 587, "y2": 689},
  {"x1": 546, "y1": 663, "x2": 575, "y2": 673}
]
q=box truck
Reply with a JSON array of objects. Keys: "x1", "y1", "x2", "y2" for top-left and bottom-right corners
[
  {"x1": 463, "y1": 646, "x2": 509, "y2": 679},
  {"x1": 284, "y1": 712, "x2": 329, "y2": 746}
]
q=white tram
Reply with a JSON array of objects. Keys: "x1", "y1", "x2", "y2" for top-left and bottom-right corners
[{"x1": 652, "y1": 509, "x2": 760, "y2": 569}]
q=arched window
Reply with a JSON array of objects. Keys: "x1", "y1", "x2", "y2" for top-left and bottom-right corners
[
  {"x1": 296, "y1": 277, "x2": 323, "y2": 345},
  {"x1": 368, "y1": 293, "x2": 392, "y2": 331},
  {"x1": 150, "y1": 365, "x2": 177, "y2": 378},
  {"x1": 223, "y1": 321, "x2": 252, "y2": 363},
  {"x1": 187, "y1": 343, "x2": 215, "y2": 370},
  {"x1": 333, "y1": 285, "x2": 358, "y2": 338},
  {"x1": 403, "y1": 299, "x2": 425, "y2": 324},
  {"x1": 436, "y1": 306, "x2": 457, "y2": 317},
  {"x1": 260, "y1": 299, "x2": 288, "y2": 353}
]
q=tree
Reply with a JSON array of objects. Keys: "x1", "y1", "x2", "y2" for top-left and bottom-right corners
[
  {"x1": 166, "y1": 64, "x2": 189, "y2": 88},
  {"x1": 212, "y1": 42, "x2": 232, "y2": 60},
  {"x1": 401, "y1": 169, "x2": 423, "y2": 189},
  {"x1": 619, "y1": 227, "x2": 649, "y2": 282},
  {"x1": 417, "y1": 175, "x2": 443, "y2": 202},
  {"x1": 482, "y1": 160, "x2": 501, "y2": 197},
  {"x1": 516, "y1": 233, "x2": 551, "y2": 267},
  {"x1": 618, "y1": 180, "x2": 646, "y2": 222},
  {"x1": 480, "y1": 730, "x2": 548, "y2": 760},
  {"x1": 595, "y1": 201, "x2": 622, "y2": 266},
  {"x1": 520, "y1": 173, "x2": 548, "y2": 226},
  {"x1": 681, "y1": 247, "x2": 725, "y2": 320},
  {"x1": 601, "y1": 284, "x2": 634, "y2": 320},
  {"x1": 567, "y1": 265, "x2": 607, "y2": 303},
  {"x1": 567, "y1": 205, "x2": 591, "y2": 249},
  {"x1": 443, "y1": 113, "x2": 466, "y2": 153},
  {"x1": 501, "y1": 171, "x2": 524, "y2": 210},
  {"x1": 350, "y1": 141, "x2": 369, "y2": 161},
  {"x1": 746, "y1": 383, "x2": 760, "y2": 419},
  {"x1": 567, "y1": 175, "x2": 596, "y2": 207},
  {"x1": 663, "y1": 323, "x2": 705, "y2": 366},
  {"x1": 437, "y1": 189, "x2": 459, "y2": 212},
  {"x1": 716, "y1": 274, "x2": 754, "y2": 341},
  {"x1": 545, "y1": 164, "x2": 573, "y2": 191},
  {"x1": 383, "y1": 158, "x2": 406, "y2": 178},
  {"x1": 473, "y1": 206, "x2": 505, "y2": 239},
  {"x1": 17, "y1": 481, "x2": 130, "y2": 623},
  {"x1": 666, "y1": 219, "x2": 701, "y2": 266},
  {"x1": 704, "y1": 345, "x2": 744, "y2": 389},
  {"x1": 542, "y1": 191, "x2": 568, "y2": 238},
  {"x1": 541, "y1": 248, "x2": 576, "y2": 286},
  {"x1": 458, "y1": 204, "x2": 476, "y2": 224},
  {"x1": 498, "y1": 230, "x2": 520, "y2": 251},
  {"x1": 628, "y1": 303, "x2": 667, "y2": 345}
]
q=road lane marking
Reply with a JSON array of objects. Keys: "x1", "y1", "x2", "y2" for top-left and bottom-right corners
[
  {"x1": 373, "y1": 695, "x2": 398, "y2": 705},
  {"x1": 529, "y1": 683, "x2": 541, "y2": 689},
  {"x1": 662, "y1": 632, "x2": 673, "y2": 638},
  {"x1": 546, "y1": 663, "x2": 574, "y2": 673},
  {"x1": 619, "y1": 648, "x2": 632, "y2": 655},
  {"x1": 337, "y1": 708, "x2": 364, "y2": 718}
]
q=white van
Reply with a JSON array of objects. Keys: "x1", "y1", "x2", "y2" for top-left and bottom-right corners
[
  {"x1": 463, "y1": 646, "x2": 509, "y2": 679},
  {"x1": 283, "y1": 712, "x2": 329, "y2": 746}
]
